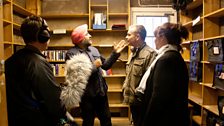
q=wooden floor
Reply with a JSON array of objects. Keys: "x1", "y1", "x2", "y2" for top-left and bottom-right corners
[{"x1": 74, "y1": 117, "x2": 131, "y2": 126}]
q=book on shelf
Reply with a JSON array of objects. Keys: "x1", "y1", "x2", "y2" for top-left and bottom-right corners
[
  {"x1": 102, "y1": 69, "x2": 113, "y2": 76},
  {"x1": 93, "y1": 13, "x2": 106, "y2": 29},
  {"x1": 52, "y1": 64, "x2": 65, "y2": 76}
]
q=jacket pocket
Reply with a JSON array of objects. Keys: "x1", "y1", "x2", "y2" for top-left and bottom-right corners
[{"x1": 133, "y1": 59, "x2": 144, "y2": 76}]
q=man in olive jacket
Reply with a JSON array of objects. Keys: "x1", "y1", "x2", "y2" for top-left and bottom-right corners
[
  {"x1": 5, "y1": 15, "x2": 66, "y2": 126},
  {"x1": 122, "y1": 25, "x2": 157, "y2": 125}
]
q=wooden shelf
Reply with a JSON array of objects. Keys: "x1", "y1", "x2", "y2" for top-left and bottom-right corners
[
  {"x1": 74, "y1": 117, "x2": 130, "y2": 125},
  {"x1": 109, "y1": 103, "x2": 129, "y2": 108},
  {"x1": 186, "y1": 0, "x2": 203, "y2": 10},
  {"x1": 48, "y1": 45, "x2": 73, "y2": 48},
  {"x1": 203, "y1": 35, "x2": 224, "y2": 41},
  {"x1": 182, "y1": 17, "x2": 203, "y2": 28},
  {"x1": 3, "y1": 19, "x2": 12, "y2": 25},
  {"x1": 204, "y1": 8, "x2": 224, "y2": 18},
  {"x1": 103, "y1": 75, "x2": 126, "y2": 78},
  {"x1": 3, "y1": 41, "x2": 12, "y2": 44},
  {"x1": 13, "y1": 3, "x2": 35, "y2": 16},
  {"x1": 108, "y1": 13, "x2": 129, "y2": 17},
  {"x1": 90, "y1": 5, "x2": 107, "y2": 8},
  {"x1": 189, "y1": 94, "x2": 202, "y2": 105},
  {"x1": 88, "y1": 29, "x2": 127, "y2": 32},
  {"x1": 41, "y1": 14, "x2": 89, "y2": 19},
  {"x1": 203, "y1": 83, "x2": 216, "y2": 89},
  {"x1": 13, "y1": 23, "x2": 20, "y2": 30},
  {"x1": 3, "y1": 0, "x2": 11, "y2": 4},
  {"x1": 203, "y1": 105, "x2": 219, "y2": 116},
  {"x1": 108, "y1": 88, "x2": 122, "y2": 92},
  {"x1": 192, "y1": 115, "x2": 202, "y2": 125},
  {"x1": 181, "y1": 40, "x2": 191, "y2": 45}
]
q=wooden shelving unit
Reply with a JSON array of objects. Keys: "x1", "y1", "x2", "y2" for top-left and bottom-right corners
[
  {"x1": 40, "y1": 0, "x2": 131, "y2": 121},
  {"x1": 180, "y1": 0, "x2": 224, "y2": 125}
]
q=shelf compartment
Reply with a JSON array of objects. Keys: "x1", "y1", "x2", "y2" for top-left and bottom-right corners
[
  {"x1": 192, "y1": 115, "x2": 202, "y2": 125},
  {"x1": 203, "y1": 105, "x2": 218, "y2": 116},
  {"x1": 204, "y1": 17, "x2": 222, "y2": 38},
  {"x1": 189, "y1": 82, "x2": 203, "y2": 105},
  {"x1": 13, "y1": 22, "x2": 20, "y2": 30},
  {"x1": 90, "y1": 0, "x2": 107, "y2": 6},
  {"x1": 3, "y1": 0, "x2": 11, "y2": 4},
  {"x1": 96, "y1": 46, "x2": 128, "y2": 62},
  {"x1": 186, "y1": 0, "x2": 203, "y2": 10},
  {"x1": 204, "y1": 0, "x2": 223, "y2": 15},
  {"x1": 13, "y1": 3, "x2": 34, "y2": 16},
  {"x1": 189, "y1": 94, "x2": 203, "y2": 105},
  {"x1": 181, "y1": 43, "x2": 190, "y2": 61},
  {"x1": 203, "y1": 86, "x2": 224, "y2": 109},
  {"x1": 203, "y1": 64, "x2": 215, "y2": 84},
  {"x1": 4, "y1": 44, "x2": 13, "y2": 60},
  {"x1": 182, "y1": 16, "x2": 203, "y2": 28},
  {"x1": 108, "y1": 0, "x2": 129, "y2": 13},
  {"x1": 13, "y1": 28, "x2": 24, "y2": 45},
  {"x1": 3, "y1": 2, "x2": 12, "y2": 21},
  {"x1": 105, "y1": 77, "x2": 125, "y2": 90},
  {"x1": 108, "y1": 92, "x2": 123, "y2": 104},
  {"x1": 180, "y1": 4, "x2": 202, "y2": 24},
  {"x1": 90, "y1": 31, "x2": 127, "y2": 45},
  {"x1": 45, "y1": 18, "x2": 89, "y2": 30},
  {"x1": 13, "y1": 0, "x2": 26, "y2": 8},
  {"x1": 48, "y1": 33, "x2": 73, "y2": 47},
  {"x1": 41, "y1": 0, "x2": 89, "y2": 15},
  {"x1": 3, "y1": 23, "x2": 12, "y2": 43},
  {"x1": 204, "y1": 8, "x2": 224, "y2": 18}
]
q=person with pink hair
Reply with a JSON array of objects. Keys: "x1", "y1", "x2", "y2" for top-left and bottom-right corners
[{"x1": 65, "y1": 24, "x2": 128, "y2": 126}]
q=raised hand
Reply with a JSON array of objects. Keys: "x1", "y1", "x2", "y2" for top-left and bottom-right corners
[{"x1": 113, "y1": 40, "x2": 129, "y2": 53}]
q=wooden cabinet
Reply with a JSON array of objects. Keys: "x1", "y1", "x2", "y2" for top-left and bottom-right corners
[
  {"x1": 180, "y1": 0, "x2": 224, "y2": 125},
  {"x1": 40, "y1": 0, "x2": 130, "y2": 122}
]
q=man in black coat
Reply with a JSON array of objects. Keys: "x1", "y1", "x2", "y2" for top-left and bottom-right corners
[{"x1": 5, "y1": 15, "x2": 66, "y2": 126}]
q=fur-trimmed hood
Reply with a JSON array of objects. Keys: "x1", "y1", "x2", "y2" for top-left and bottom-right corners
[{"x1": 60, "y1": 53, "x2": 92, "y2": 109}]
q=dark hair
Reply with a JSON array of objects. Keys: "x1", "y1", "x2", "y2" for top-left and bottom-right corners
[
  {"x1": 20, "y1": 15, "x2": 47, "y2": 44},
  {"x1": 134, "y1": 25, "x2": 147, "y2": 41},
  {"x1": 154, "y1": 22, "x2": 189, "y2": 52}
]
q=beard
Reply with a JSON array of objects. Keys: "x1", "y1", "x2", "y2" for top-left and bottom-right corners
[{"x1": 82, "y1": 39, "x2": 92, "y2": 47}]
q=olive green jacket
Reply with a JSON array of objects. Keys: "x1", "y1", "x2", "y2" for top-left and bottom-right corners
[{"x1": 122, "y1": 43, "x2": 157, "y2": 104}]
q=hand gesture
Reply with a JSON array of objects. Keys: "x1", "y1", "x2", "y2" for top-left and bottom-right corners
[
  {"x1": 113, "y1": 40, "x2": 129, "y2": 53},
  {"x1": 94, "y1": 58, "x2": 102, "y2": 68}
]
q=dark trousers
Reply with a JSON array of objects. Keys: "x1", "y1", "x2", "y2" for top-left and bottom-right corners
[
  {"x1": 130, "y1": 104, "x2": 141, "y2": 126},
  {"x1": 80, "y1": 94, "x2": 112, "y2": 126}
]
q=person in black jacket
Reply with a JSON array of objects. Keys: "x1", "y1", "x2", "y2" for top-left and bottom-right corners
[
  {"x1": 5, "y1": 15, "x2": 67, "y2": 126},
  {"x1": 135, "y1": 22, "x2": 189, "y2": 126},
  {"x1": 65, "y1": 24, "x2": 128, "y2": 126}
]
